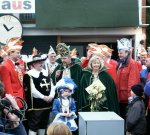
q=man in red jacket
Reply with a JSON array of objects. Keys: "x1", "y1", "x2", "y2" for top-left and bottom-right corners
[
  {"x1": 116, "y1": 38, "x2": 140, "y2": 119},
  {"x1": 0, "y1": 37, "x2": 24, "y2": 108}
]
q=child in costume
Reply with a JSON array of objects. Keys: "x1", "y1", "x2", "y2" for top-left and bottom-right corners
[{"x1": 51, "y1": 77, "x2": 78, "y2": 131}]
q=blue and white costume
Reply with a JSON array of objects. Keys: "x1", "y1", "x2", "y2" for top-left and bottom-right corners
[{"x1": 51, "y1": 77, "x2": 78, "y2": 131}]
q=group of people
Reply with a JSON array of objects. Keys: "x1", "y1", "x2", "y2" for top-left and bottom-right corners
[{"x1": 0, "y1": 36, "x2": 149, "y2": 135}]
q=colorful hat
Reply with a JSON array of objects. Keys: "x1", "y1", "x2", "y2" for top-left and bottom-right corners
[
  {"x1": 56, "y1": 43, "x2": 70, "y2": 57},
  {"x1": 88, "y1": 43, "x2": 103, "y2": 56},
  {"x1": 117, "y1": 38, "x2": 132, "y2": 51},
  {"x1": 48, "y1": 45, "x2": 56, "y2": 55},
  {"x1": 3, "y1": 37, "x2": 24, "y2": 53},
  {"x1": 0, "y1": 48, "x2": 7, "y2": 57},
  {"x1": 32, "y1": 47, "x2": 38, "y2": 56},
  {"x1": 70, "y1": 48, "x2": 78, "y2": 57},
  {"x1": 55, "y1": 77, "x2": 77, "y2": 94},
  {"x1": 99, "y1": 44, "x2": 113, "y2": 57}
]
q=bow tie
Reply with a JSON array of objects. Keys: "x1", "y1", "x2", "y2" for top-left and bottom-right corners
[{"x1": 15, "y1": 62, "x2": 19, "y2": 66}]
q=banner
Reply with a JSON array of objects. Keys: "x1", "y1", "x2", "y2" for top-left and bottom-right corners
[{"x1": 0, "y1": 0, "x2": 35, "y2": 13}]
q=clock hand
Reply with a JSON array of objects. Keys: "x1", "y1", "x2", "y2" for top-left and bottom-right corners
[
  {"x1": 3, "y1": 24, "x2": 9, "y2": 31},
  {"x1": 8, "y1": 27, "x2": 14, "y2": 31}
]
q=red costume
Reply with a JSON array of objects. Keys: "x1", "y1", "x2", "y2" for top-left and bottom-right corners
[
  {"x1": 0, "y1": 37, "x2": 24, "y2": 108},
  {"x1": 0, "y1": 59, "x2": 24, "y2": 99},
  {"x1": 117, "y1": 57, "x2": 140, "y2": 103}
]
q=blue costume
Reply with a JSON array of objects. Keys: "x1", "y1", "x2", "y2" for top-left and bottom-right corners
[{"x1": 51, "y1": 77, "x2": 78, "y2": 131}]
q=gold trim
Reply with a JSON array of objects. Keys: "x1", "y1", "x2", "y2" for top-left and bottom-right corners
[{"x1": 28, "y1": 107, "x2": 52, "y2": 111}]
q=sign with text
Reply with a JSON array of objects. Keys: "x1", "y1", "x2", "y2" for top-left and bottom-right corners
[{"x1": 0, "y1": 0, "x2": 35, "y2": 13}]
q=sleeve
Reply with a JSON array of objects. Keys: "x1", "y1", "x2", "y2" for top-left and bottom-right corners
[
  {"x1": 126, "y1": 104, "x2": 141, "y2": 131},
  {"x1": 51, "y1": 65, "x2": 62, "y2": 85},
  {"x1": 0, "y1": 66, "x2": 13, "y2": 95},
  {"x1": 30, "y1": 76, "x2": 44, "y2": 99},
  {"x1": 49, "y1": 85, "x2": 55, "y2": 98},
  {"x1": 128, "y1": 61, "x2": 140, "y2": 96},
  {"x1": 70, "y1": 98, "x2": 76, "y2": 114},
  {"x1": 52, "y1": 99, "x2": 60, "y2": 115}
]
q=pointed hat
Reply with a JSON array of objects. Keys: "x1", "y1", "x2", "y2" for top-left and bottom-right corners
[{"x1": 48, "y1": 45, "x2": 56, "y2": 55}]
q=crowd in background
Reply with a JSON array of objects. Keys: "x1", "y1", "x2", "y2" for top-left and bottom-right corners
[{"x1": 0, "y1": 37, "x2": 150, "y2": 135}]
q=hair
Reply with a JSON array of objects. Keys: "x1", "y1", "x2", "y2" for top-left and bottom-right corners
[
  {"x1": 88, "y1": 55, "x2": 103, "y2": 70},
  {"x1": 47, "y1": 122, "x2": 72, "y2": 135}
]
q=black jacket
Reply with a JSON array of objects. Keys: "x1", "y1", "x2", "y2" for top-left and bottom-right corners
[{"x1": 126, "y1": 97, "x2": 146, "y2": 134}]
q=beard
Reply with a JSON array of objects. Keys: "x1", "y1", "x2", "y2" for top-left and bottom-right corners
[{"x1": 62, "y1": 62, "x2": 67, "y2": 67}]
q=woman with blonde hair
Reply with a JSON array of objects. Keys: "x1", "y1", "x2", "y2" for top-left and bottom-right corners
[
  {"x1": 78, "y1": 55, "x2": 119, "y2": 113},
  {"x1": 47, "y1": 122, "x2": 72, "y2": 135}
]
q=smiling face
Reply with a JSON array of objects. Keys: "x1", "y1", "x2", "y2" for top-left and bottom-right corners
[
  {"x1": 91, "y1": 59, "x2": 101, "y2": 71},
  {"x1": 32, "y1": 61, "x2": 44, "y2": 71},
  {"x1": 118, "y1": 50, "x2": 129, "y2": 60}
]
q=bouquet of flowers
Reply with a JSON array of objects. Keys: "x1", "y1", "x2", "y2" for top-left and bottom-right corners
[{"x1": 85, "y1": 79, "x2": 107, "y2": 111}]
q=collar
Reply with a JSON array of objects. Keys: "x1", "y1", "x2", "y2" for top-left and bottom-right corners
[
  {"x1": 9, "y1": 59, "x2": 15, "y2": 66},
  {"x1": 27, "y1": 68, "x2": 48, "y2": 78}
]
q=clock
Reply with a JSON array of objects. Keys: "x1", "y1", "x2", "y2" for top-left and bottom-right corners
[{"x1": 0, "y1": 15, "x2": 23, "y2": 44}]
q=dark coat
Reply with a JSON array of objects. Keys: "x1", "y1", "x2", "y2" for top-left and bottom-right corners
[
  {"x1": 78, "y1": 66, "x2": 119, "y2": 114},
  {"x1": 126, "y1": 97, "x2": 146, "y2": 134}
]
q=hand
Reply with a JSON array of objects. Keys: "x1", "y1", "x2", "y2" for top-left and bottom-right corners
[
  {"x1": 56, "y1": 70, "x2": 61, "y2": 77},
  {"x1": 5, "y1": 94, "x2": 19, "y2": 110},
  {"x1": 87, "y1": 50, "x2": 93, "y2": 59},
  {"x1": 61, "y1": 113, "x2": 69, "y2": 117},
  {"x1": 3, "y1": 109, "x2": 20, "y2": 128},
  {"x1": 48, "y1": 96, "x2": 53, "y2": 102},
  {"x1": 68, "y1": 112, "x2": 74, "y2": 117},
  {"x1": 43, "y1": 96, "x2": 50, "y2": 102}
]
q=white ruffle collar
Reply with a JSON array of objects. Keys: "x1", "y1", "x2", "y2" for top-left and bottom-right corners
[{"x1": 27, "y1": 68, "x2": 48, "y2": 78}]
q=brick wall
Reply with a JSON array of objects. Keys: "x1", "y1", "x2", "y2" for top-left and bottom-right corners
[{"x1": 142, "y1": 0, "x2": 146, "y2": 24}]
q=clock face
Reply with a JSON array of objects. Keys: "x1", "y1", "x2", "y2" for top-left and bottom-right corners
[{"x1": 0, "y1": 15, "x2": 23, "y2": 44}]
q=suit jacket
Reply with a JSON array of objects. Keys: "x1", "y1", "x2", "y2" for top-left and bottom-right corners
[{"x1": 0, "y1": 59, "x2": 24, "y2": 106}]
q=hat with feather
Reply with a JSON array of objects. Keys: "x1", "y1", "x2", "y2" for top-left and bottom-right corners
[
  {"x1": 3, "y1": 37, "x2": 24, "y2": 53},
  {"x1": 55, "y1": 77, "x2": 77, "y2": 94}
]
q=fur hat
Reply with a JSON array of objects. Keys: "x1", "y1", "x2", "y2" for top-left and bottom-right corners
[{"x1": 131, "y1": 84, "x2": 144, "y2": 97}]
